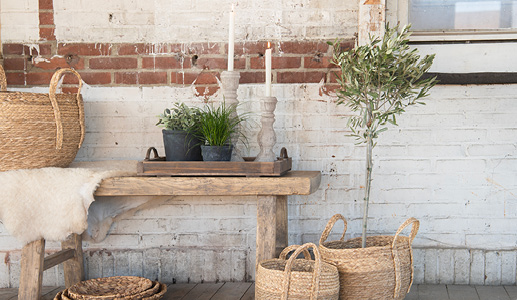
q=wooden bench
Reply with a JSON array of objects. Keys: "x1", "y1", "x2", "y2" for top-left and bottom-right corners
[{"x1": 19, "y1": 171, "x2": 321, "y2": 299}]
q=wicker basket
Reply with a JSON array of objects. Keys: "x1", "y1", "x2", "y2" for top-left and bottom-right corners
[
  {"x1": 256, "y1": 243, "x2": 340, "y2": 300},
  {"x1": 0, "y1": 66, "x2": 85, "y2": 171},
  {"x1": 318, "y1": 214, "x2": 419, "y2": 300},
  {"x1": 54, "y1": 276, "x2": 167, "y2": 300}
]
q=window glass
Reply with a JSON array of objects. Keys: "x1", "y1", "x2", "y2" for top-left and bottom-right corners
[{"x1": 409, "y1": 0, "x2": 517, "y2": 31}]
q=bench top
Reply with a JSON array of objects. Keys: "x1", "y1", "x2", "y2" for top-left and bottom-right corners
[{"x1": 94, "y1": 171, "x2": 321, "y2": 196}]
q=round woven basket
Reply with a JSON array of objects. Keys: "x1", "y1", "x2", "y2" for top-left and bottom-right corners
[
  {"x1": 318, "y1": 214, "x2": 419, "y2": 300},
  {"x1": 256, "y1": 243, "x2": 340, "y2": 300},
  {"x1": 67, "y1": 276, "x2": 153, "y2": 299},
  {"x1": 0, "y1": 66, "x2": 85, "y2": 171},
  {"x1": 55, "y1": 277, "x2": 167, "y2": 300}
]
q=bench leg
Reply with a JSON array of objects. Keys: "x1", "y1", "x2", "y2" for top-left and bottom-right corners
[
  {"x1": 256, "y1": 196, "x2": 276, "y2": 268},
  {"x1": 275, "y1": 195, "x2": 288, "y2": 257},
  {"x1": 19, "y1": 238, "x2": 45, "y2": 300},
  {"x1": 62, "y1": 233, "x2": 84, "y2": 287}
]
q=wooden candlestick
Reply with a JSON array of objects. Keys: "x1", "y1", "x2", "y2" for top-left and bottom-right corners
[{"x1": 255, "y1": 96, "x2": 277, "y2": 162}]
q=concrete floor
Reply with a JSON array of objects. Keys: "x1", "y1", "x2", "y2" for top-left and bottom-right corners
[{"x1": 1, "y1": 283, "x2": 516, "y2": 299}]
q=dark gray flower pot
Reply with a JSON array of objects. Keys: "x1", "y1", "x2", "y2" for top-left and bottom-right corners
[
  {"x1": 201, "y1": 145, "x2": 233, "y2": 161},
  {"x1": 162, "y1": 130, "x2": 202, "y2": 161}
]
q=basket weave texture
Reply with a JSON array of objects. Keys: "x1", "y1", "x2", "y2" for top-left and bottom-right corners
[
  {"x1": 256, "y1": 243, "x2": 340, "y2": 300},
  {"x1": 53, "y1": 276, "x2": 167, "y2": 300},
  {"x1": 318, "y1": 214, "x2": 419, "y2": 300},
  {"x1": 0, "y1": 66, "x2": 85, "y2": 171}
]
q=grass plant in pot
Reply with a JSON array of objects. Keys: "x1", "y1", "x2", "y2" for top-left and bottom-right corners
[
  {"x1": 196, "y1": 101, "x2": 247, "y2": 161},
  {"x1": 156, "y1": 102, "x2": 203, "y2": 161},
  {"x1": 318, "y1": 24, "x2": 437, "y2": 300}
]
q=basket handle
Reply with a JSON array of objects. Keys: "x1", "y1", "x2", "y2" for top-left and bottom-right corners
[
  {"x1": 281, "y1": 243, "x2": 321, "y2": 300},
  {"x1": 279, "y1": 245, "x2": 311, "y2": 260},
  {"x1": 0, "y1": 65, "x2": 7, "y2": 91},
  {"x1": 391, "y1": 218, "x2": 420, "y2": 298},
  {"x1": 48, "y1": 68, "x2": 84, "y2": 149},
  {"x1": 319, "y1": 214, "x2": 347, "y2": 245}
]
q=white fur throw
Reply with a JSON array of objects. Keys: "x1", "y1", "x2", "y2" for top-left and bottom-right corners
[{"x1": 0, "y1": 161, "x2": 134, "y2": 245}]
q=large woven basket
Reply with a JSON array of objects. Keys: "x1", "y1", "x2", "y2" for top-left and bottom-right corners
[
  {"x1": 318, "y1": 214, "x2": 419, "y2": 300},
  {"x1": 0, "y1": 66, "x2": 85, "y2": 171},
  {"x1": 54, "y1": 276, "x2": 167, "y2": 300},
  {"x1": 256, "y1": 243, "x2": 340, "y2": 300}
]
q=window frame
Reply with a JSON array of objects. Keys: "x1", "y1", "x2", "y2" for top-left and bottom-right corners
[{"x1": 388, "y1": 0, "x2": 517, "y2": 83}]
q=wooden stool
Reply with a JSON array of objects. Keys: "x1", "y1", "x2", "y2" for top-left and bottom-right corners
[{"x1": 19, "y1": 234, "x2": 84, "y2": 299}]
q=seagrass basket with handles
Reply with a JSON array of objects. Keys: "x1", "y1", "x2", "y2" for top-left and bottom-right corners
[
  {"x1": 256, "y1": 243, "x2": 340, "y2": 300},
  {"x1": 318, "y1": 214, "x2": 419, "y2": 300},
  {"x1": 0, "y1": 66, "x2": 85, "y2": 171}
]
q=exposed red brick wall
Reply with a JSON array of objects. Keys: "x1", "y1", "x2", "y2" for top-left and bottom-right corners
[{"x1": 2, "y1": 40, "x2": 354, "y2": 96}]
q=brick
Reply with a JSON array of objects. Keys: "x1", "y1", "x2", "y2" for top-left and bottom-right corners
[
  {"x1": 39, "y1": 27, "x2": 56, "y2": 41},
  {"x1": 39, "y1": 12, "x2": 54, "y2": 25},
  {"x1": 39, "y1": 0, "x2": 53, "y2": 10},
  {"x1": 194, "y1": 72, "x2": 219, "y2": 85},
  {"x1": 26, "y1": 72, "x2": 54, "y2": 85},
  {"x1": 118, "y1": 43, "x2": 169, "y2": 55},
  {"x1": 5, "y1": 72, "x2": 25, "y2": 85},
  {"x1": 3, "y1": 58, "x2": 26, "y2": 71},
  {"x1": 233, "y1": 41, "x2": 271, "y2": 55},
  {"x1": 33, "y1": 56, "x2": 85, "y2": 70},
  {"x1": 60, "y1": 73, "x2": 82, "y2": 85},
  {"x1": 90, "y1": 57, "x2": 138, "y2": 70},
  {"x1": 239, "y1": 71, "x2": 265, "y2": 84},
  {"x1": 171, "y1": 72, "x2": 198, "y2": 85},
  {"x1": 277, "y1": 71, "x2": 325, "y2": 83},
  {"x1": 193, "y1": 57, "x2": 226, "y2": 70},
  {"x1": 138, "y1": 72, "x2": 167, "y2": 84},
  {"x1": 78, "y1": 72, "x2": 112, "y2": 85},
  {"x1": 37, "y1": 44, "x2": 53, "y2": 56},
  {"x1": 58, "y1": 43, "x2": 112, "y2": 56},
  {"x1": 182, "y1": 42, "x2": 220, "y2": 55},
  {"x1": 304, "y1": 55, "x2": 332, "y2": 68},
  {"x1": 142, "y1": 56, "x2": 188, "y2": 69},
  {"x1": 115, "y1": 72, "x2": 137, "y2": 84},
  {"x1": 251, "y1": 56, "x2": 300, "y2": 69},
  {"x1": 280, "y1": 41, "x2": 328, "y2": 54},
  {"x1": 3, "y1": 44, "x2": 24, "y2": 55}
]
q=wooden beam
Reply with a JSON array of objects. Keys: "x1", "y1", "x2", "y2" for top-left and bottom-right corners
[
  {"x1": 256, "y1": 196, "x2": 276, "y2": 268},
  {"x1": 43, "y1": 249, "x2": 75, "y2": 271},
  {"x1": 62, "y1": 234, "x2": 84, "y2": 287},
  {"x1": 275, "y1": 195, "x2": 288, "y2": 257},
  {"x1": 19, "y1": 239, "x2": 45, "y2": 300},
  {"x1": 95, "y1": 171, "x2": 321, "y2": 197}
]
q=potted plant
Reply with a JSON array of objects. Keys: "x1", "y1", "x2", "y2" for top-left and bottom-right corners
[
  {"x1": 196, "y1": 101, "x2": 247, "y2": 161},
  {"x1": 156, "y1": 102, "x2": 203, "y2": 161},
  {"x1": 317, "y1": 24, "x2": 437, "y2": 299}
]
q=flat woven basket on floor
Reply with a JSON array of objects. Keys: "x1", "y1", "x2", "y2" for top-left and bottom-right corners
[
  {"x1": 0, "y1": 66, "x2": 85, "y2": 171},
  {"x1": 256, "y1": 243, "x2": 340, "y2": 300},
  {"x1": 318, "y1": 214, "x2": 419, "y2": 300},
  {"x1": 54, "y1": 276, "x2": 167, "y2": 300}
]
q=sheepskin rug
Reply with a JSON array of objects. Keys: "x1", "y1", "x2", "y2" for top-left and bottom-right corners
[{"x1": 0, "y1": 161, "x2": 133, "y2": 245}]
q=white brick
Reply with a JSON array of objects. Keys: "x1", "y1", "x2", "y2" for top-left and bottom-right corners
[
  {"x1": 470, "y1": 250, "x2": 486, "y2": 285},
  {"x1": 453, "y1": 249, "x2": 471, "y2": 284},
  {"x1": 501, "y1": 251, "x2": 517, "y2": 285},
  {"x1": 437, "y1": 249, "x2": 454, "y2": 284}
]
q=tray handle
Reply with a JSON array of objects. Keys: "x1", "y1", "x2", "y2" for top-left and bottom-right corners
[
  {"x1": 145, "y1": 147, "x2": 164, "y2": 161},
  {"x1": 278, "y1": 147, "x2": 288, "y2": 159}
]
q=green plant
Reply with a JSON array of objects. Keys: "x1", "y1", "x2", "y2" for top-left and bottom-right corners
[
  {"x1": 197, "y1": 101, "x2": 247, "y2": 147},
  {"x1": 330, "y1": 24, "x2": 436, "y2": 248},
  {"x1": 156, "y1": 102, "x2": 201, "y2": 132}
]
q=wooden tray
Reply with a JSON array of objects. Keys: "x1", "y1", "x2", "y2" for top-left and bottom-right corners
[{"x1": 137, "y1": 147, "x2": 292, "y2": 177}]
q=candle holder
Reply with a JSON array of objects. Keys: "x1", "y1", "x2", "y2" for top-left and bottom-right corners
[
  {"x1": 255, "y1": 96, "x2": 277, "y2": 162},
  {"x1": 220, "y1": 70, "x2": 244, "y2": 161}
]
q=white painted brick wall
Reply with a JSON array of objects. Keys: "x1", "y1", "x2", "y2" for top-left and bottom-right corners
[
  {"x1": 49, "y1": 0, "x2": 358, "y2": 42},
  {"x1": 0, "y1": 0, "x2": 39, "y2": 42}
]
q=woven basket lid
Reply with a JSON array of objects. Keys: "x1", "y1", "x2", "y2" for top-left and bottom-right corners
[{"x1": 67, "y1": 276, "x2": 153, "y2": 299}]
